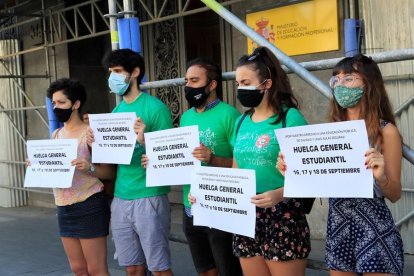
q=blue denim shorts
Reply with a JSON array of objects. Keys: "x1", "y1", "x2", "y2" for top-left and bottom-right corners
[{"x1": 57, "y1": 191, "x2": 110, "y2": 238}]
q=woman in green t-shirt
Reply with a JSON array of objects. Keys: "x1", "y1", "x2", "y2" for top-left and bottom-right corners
[{"x1": 232, "y1": 46, "x2": 310, "y2": 276}]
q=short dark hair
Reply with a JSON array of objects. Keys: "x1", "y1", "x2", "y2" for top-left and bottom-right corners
[
  {"x1": 186, "y1": 58, "x2": 223, "y2": 100},
  {"x1": 46, "y1": 78, "x2": 87, "y2": 111},
  {"x1": 103, "y1": 49, "x2": 145, "y2": 85}
]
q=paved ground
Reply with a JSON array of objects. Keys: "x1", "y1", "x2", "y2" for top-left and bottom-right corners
[{"x1": 0, "y1": 205, "x2": 411, "y2": 275}]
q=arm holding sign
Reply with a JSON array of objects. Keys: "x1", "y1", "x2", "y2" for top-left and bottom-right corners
[
  {"x1": 192, "y1": 143, "x2": 233, "y2": 168},
  {"x1": 83, "y1": 127, "x2": 117, "y2": 180},
  {"x1": 232, "y1": 47, "x2": 310, "y2": 274},
  {"x1": 365, "y1": 124, "x2": 402, "y2": 203},
  {"x1": 70, "y1": 158, "x2": 115, "y2": 179},
  {"x1": 141, "y1": 154, "x2": 148, "y2": 168},
  {"x1": 276, "y1": 152, "x2": 286, "y2": 176},
  {"x1": 44, "y1": 78, "x2": 110, "y2": 275},
  {"x1": 187, "y1": 193, "x2": 196, "y2": 205},
  {"x1": 134, "y1": 117, "x2": 146, "y2": 145},
  {"x1": 85, "y1": 127, "x2": 94, "y2": 148},
  {"x1": 249, "y1": 154, "x2": 285, "y2": 208},
  {"x1": 71, "y1": 158, "x2": 91, "y2": 172},
  {"x1": 323, "y1": 54, "x2": 404, "y2": 275},
  {"x1": 276, "y1": 122, "x2": 403, "y2": 203},
  {"x1": 251, "y1": 189, "x2": 284, "y2": 208},
  {"x1": 234, "y1": 157, "x2": 283, "y2": 208}
]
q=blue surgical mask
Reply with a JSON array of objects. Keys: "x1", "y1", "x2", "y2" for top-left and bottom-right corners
[
  {"x1": 108, "y1": 72, "x2": 131, "y2": 95},
  {"x1": 333, "y1": 85, "x2": 364, "y2": 108}
]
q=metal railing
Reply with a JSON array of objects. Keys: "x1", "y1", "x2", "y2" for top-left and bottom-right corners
[
  {"x1": 139, "y1": 49, "x2": 414, "y2": 166},
  {"x1": 1, "y1": 48, "x2": 413, "y2": 196},
  {"x1": 0, "y1": 0, "x2": 413, "y2": 223}
]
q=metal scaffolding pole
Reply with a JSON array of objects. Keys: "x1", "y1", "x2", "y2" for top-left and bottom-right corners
[
  {"x1": 402, "y1": 144, "x2": 414, "y2": 165},
  {"x1": 0, "y1": 106, "x2": 46, "y2": 112},
  {"x1": 396, "y1": 209, "x2": 414, "y2": 227},
  {"x1": 106, "y1": 0, "x2": 121, "y2": 105},
  {"x1": 41, "y1": 0, "x2": 51, "y2": 85},
  {"x1": 394, "y1": 95, "x2": 414, "y2": 117},
  {"x1": 106, "y1": 0, "x2": 119, "y2": 50},
  {"x1": 0, "y1": 75, "x2": 49, "y2": 78},
  {"x1": 0, "y1": 102, "x2": 26, "y2": 144},
  {"x1": 140, "y1": 49, "x2": 414, "y2": 88},
  {"x1": 201, "y1": 0, "x2": 332, "y2": 98},
  {"x1": 139, "y1": 48, "x2": 414, "y2": 166},
  {"x1": 0, "y1": 61, "x2": 49, "y2": 127},
  {"x1": 0, "y1": 0, "x2": 245, "y2": 60},
  {"x1": 0, "y1": 184, "x2": 52, "y2": 195}
]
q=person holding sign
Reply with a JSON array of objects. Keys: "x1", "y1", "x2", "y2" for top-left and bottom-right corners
[
  {"x1": 232, "y1": 47, "x2": 310, "y2": 276},
  {"x1": 46, "y1": 79, "x2": 115, "y2": 276},
  {"x1": 277, "y1": 55, "x2": 404, "y2": 276},
  {"x1": 181, "y1": 58, "x2": 242, "y2": 276},
  {"x1": 95, "y1": 49, "x2": 173, "y2": 276},
  {"x1": 82, "y1": 112, "x2": 115, "y2": 201}
]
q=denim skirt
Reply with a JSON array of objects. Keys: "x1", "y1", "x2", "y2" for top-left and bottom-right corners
[{"x1": 57, "y1": 191, "x2": 110, "y2": 238}]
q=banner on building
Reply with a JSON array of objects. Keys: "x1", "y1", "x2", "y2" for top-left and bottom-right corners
[{"x1": 246, "y1": 0, "x2": 339, "y2": 56}]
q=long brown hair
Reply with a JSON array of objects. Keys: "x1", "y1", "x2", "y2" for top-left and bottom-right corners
[
  {"x1": 237, "y1": 46, "x2": 298, "y2": 123},
  {"x1": 328, "y1": 54, "x2": 395, "y2": 145}
]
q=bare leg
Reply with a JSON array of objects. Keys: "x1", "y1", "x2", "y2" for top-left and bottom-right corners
[
  {"x1": 126, "y1": 265, "x2": 146, "y2": 276},
  {"x1": 266, "y1": 258, "x2": 307, "y2": 276},
  {"x1": 152, "y1": 269, "x2": 173, "y2": 276},
  {"x1": 239, "y1": 256, "x2": 271, "y2": 276},
  {"x1": 199, "y1": 268, "x2": 218, "y2": 276},
  {"x1": 61, "y1": 237, "x2": 89, "y2": 276},
  {"x1": 79, "y1": 236, "x2": 109, "y2": 276}
]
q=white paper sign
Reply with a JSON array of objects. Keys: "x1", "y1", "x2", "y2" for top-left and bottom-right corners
[
  {"x1": 275, "y1": 120, "x2": 373, "y2": 198},
  {"x1": 89, "y1": 112, "x2": 136, "y2": 164},
  {"x1": 192, "y1": 166, "x2": 256, "y2": 238},
  {"x1": 144, "y1": 126, "x2": 200, "y2": 186},
  {"x1": 24, "y1": 139, "x2": 77, "y2": 188}
]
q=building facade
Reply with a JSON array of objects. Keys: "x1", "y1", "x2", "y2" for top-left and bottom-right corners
[{"x1": 0, "y1": 0, "x2": 413, "y2": 251}]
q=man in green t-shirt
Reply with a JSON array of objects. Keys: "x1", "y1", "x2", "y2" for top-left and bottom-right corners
[
  {"x1": 181, "y1": 58, "x2": 242, "y2": 276},
  {"x1": 89, "y1": 49, "x2": 173, "y2": 276}
]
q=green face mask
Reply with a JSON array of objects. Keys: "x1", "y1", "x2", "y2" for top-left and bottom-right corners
[{"x1": 333, "y1": 85, "x2": 364, "y2": 108}]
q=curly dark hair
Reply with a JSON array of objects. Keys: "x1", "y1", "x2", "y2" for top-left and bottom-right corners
[
  {"x1": 103, "y1": 49, "x2": 145, "y2": 86},
  {"x1": 46, "y1": 78, "x2": 86, "y2": 112}
]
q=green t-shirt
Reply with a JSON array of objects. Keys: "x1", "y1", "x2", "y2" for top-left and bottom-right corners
[
  {"x1": 232, "y1": 108, "x2": 307, "y2": 193},
  {"x1": 112, "y1": 92, "x2": 173, "y2": 199},
  {"x1": 180, "y1": 102, "x2": 240, "y2": 207}
]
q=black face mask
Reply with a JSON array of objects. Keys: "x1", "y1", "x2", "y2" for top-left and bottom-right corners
[
  {"x1": 53, "y1": 107, "x2": 73, "y2": 123},
  {"x1": 184, "y1": 84, "x2": 210, "y2": 108},
  {"x1": 237, "y1": 87, "x2": 265, "y2": 108}
]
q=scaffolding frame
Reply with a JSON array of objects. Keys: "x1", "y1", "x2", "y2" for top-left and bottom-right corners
[
  {"x1": 0, "y1": 0, "x2": 412, "y2": 258},
  {"x1": 0, "y1": 0, "x2": 413, "y2": 192}
]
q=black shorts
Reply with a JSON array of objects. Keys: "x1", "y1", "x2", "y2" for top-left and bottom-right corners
[
  {"x1": 182, "y1": 208, "x2": 242, "y2": 276},
  {"x1": 57, "y1": 191, "x2": 110, "y2": 238},
  {"x1": 233, "y1": 198, "x2": 311, "y2": 261}
]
